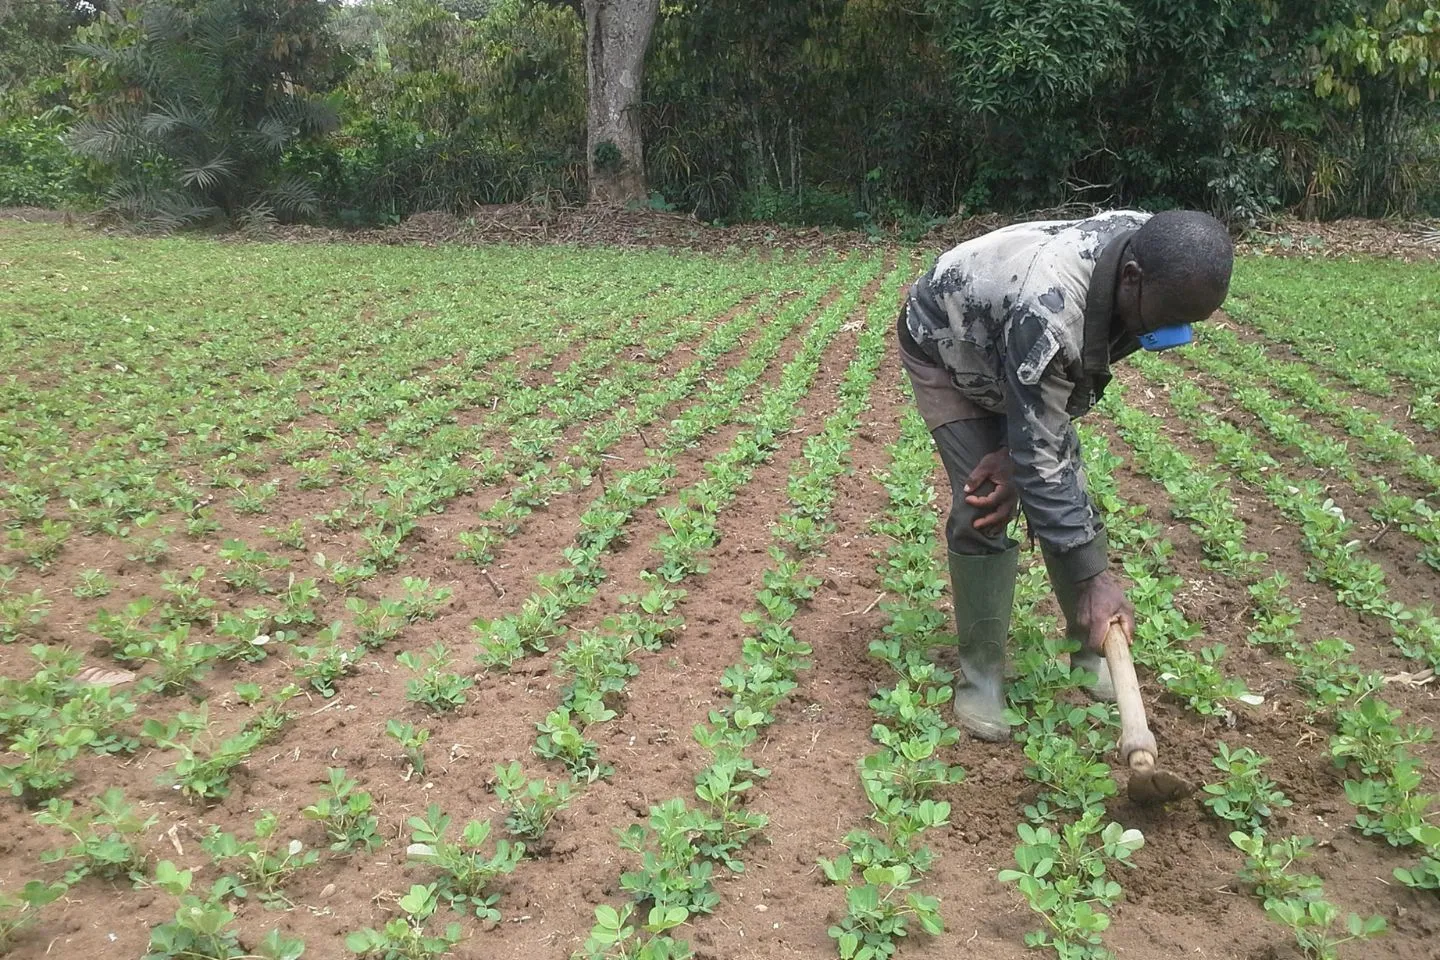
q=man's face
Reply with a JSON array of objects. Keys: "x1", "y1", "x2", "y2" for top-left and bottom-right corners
[{"x1": 1116, "y1": 260, "x2": 1228, "y2": 338}]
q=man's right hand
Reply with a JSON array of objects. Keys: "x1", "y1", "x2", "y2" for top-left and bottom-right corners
[{"x1": 964, "y1": 446, "x2": 1018, "y2": 530}]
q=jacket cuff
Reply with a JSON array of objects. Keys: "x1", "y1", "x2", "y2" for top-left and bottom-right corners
[{"x1": 1047, "y1": 530, "x2": 1109, "y2": 584}]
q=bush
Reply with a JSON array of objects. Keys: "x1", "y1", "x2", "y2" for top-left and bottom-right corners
[
  {"x1": 0, "y1": 113, "x2": 96, "y2": 208},
  {"x1": 284, "y1": 116, "x2": 580, "y2": 225}
]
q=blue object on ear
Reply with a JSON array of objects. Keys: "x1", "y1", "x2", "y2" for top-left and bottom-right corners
[{"x1": 1138, "y1": 324, "x2": 1193, "y2": 352}]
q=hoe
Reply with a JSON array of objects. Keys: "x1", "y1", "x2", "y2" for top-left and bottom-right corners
[{"x1": 1103, "y1": 619, "x2": 1195, "y2": 805}]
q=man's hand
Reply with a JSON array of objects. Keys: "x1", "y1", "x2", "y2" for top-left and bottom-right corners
[
  {"x1": 1075, "y1": 571, "x2": 1135, "y2": 654},
  {"x1": 964, "y1": 447, "x2": 1018, "y2": 531}
]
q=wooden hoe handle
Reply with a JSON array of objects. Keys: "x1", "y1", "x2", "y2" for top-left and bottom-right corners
[{"x1": 1102, "y1": 620, "x2": 1158, "y2": 771}]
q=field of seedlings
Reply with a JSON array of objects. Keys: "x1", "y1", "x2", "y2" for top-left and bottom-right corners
[{"x1": 1, "y1": 219, "x2": 1437, "y2": 960}]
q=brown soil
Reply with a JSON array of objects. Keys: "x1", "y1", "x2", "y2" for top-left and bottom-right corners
[{"x1": 5, "y1": 231, "x2": 1440, "y2": 960}]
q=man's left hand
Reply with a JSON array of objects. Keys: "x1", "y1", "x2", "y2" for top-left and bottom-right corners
[{"x1": 1075, "y1": 570, "x2": 1135, "y2": 654}]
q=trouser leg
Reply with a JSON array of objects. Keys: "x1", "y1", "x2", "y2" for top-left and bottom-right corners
[
  {"x1": 931, "y1": 417, "x2": 1016, "y2": 555},
  {"x1": 929, "y1": 417, "x2": 1019, "y2": 741}
]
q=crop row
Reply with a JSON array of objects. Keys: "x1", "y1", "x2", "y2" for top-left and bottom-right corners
[
  {"x1": 1106, "y1": 372, "x2": 1437, "y2": 940},
  {"x1": 1225, "y1": 263, "x2": 1440, "y2": 423},
  {"x1": 1183, "y1": 328, "x2": 1440, "y2": 572},
  {"x1": 576, "y1": 261, "x2": 905, "y2": 960},
  {"x1": 1130, "y1": 354, "x2": 1440, "y2": 673}
]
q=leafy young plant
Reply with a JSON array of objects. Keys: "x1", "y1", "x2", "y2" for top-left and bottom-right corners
[
  {"x1": 1202, "y1": 743, "x2": 1292, "y2": 831},
  {"x1": 293, "y1": 620, "x2": 359, "y2": 698},
  {"x1": 346, "y1": 883, "x2": 463, "y2": 960},
  {"x1": 36, "y1": 787, "x2": 156, "y2": 884},
  {"x1": 142, "y1": 706, "x2": 262, "y2": 801},
  {"x1": 0, "y1": 722, "x2": 94, "y2": 802},
  {"x1": 492, "y1": 761, "x2": 572, "y2": 843},
  {"x1": 301, "y1": 767, "x2": 382, "y2": 853},
  {"x1": 398, "y1": 643, "x2": 473, "y2": 713},
  {"x1": 1393, "y1": 824, "x2": 1440, "y2": 890},
  {"x1": 617, "y1": 798, "x2": 721, "y2": 917},
  {"x1": 385, "y1": 719, "x2": 430, "y2": 776},
  {"x1": 579, "y1": 903, "x2": 691, "y2": 960},
  {"x1": 160, "y1": 566, "x2": 216, "y2": 624},
  {"x1": 0, "y1": 880, "x2": 66, "y2": 952},
  {"x1": 1230, "y1": 831, "x2": 1324, "y2": 908},
  {"x1": 824, "y1": 862, "x2": 943, "y2": 960},
  {"x1": 72, "y1": 569, "x2": 114, "y2": 599},
  {"x1": 202, "y1": 811, "x2": 319, "y2": 908},
  {"x1": 0, "y1": 588, "x2": 50, "y2": 642},
  {"x1": 121, "y1": 624, "x2": 221, "y2": 695},
  {"x1": 405, "y1": 804, "x2": 523, "y2": 921},
  {"x1": 143, "y1": 860, "x2": 307, "y2": 960},
  {"x1": 533, "y1": 706, "x2": 610, "y2": 782},
  {"x1": 348, "y1": 597, "x2": 408, "y2": 650},
  {"x1": 998, "y1": 815, "x2": 1145, "y2": 958},
  {"x1": 1264, "y1": 898, "x2": 1387, "y2": 960}
]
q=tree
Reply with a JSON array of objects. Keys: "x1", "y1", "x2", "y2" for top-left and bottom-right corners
[
  {"x1": 0, "y1": 0, "x2": 97, "y2": 104},
  {"x1": 582, "y1": 0, "x2": 659, "y2": 204},
  {"x1": 66, "y1": 0, "x2": 343, "y2": 228},
  {"x1": 1311, "y1": 0, "x2": 1440, "y2": 214}
]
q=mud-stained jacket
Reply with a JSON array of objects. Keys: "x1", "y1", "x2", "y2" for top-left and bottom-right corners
[{"x1": 899, "y1": 210, "x2": 1150, "y2": 583}]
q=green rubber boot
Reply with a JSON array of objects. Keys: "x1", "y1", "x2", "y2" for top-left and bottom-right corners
[
  {"x1": 948, "y1": 547, "x2": 1019, "y2": 742},
  {"x1": 1044, "y1": 545, "x2": 1116, "y2": 702}
]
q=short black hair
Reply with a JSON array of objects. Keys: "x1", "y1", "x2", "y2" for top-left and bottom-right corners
[{"x1": 1132, "y1": 209, "x2": 1234, "y2": 307}]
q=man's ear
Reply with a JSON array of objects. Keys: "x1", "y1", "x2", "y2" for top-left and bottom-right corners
[{"x1": 1119, "y1": 260, "x2": 1142, "y2": 288}]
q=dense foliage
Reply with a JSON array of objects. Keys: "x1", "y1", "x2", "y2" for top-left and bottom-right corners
[{"x1": 1, "y1": 0, "x2": 1436, "y2": 226}]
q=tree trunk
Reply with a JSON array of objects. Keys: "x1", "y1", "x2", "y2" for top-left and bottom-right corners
[
  {"x1": 1358, "y1": 78, "x2": 1402, "y2": 217},
  {"x1": 583, "y1": 0, "x2": 659, "y2": 205}
]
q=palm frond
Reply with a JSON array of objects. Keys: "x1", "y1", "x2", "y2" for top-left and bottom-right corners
[
  {"x1": 178, "y1": 154, "x2": 236, "y2": 191},
  {"x1": 66, "y1": 110, "x2": 148, "y2": 164},
  {"x1": 264, "y1": 175, "x2": 321, "y2": 218},
  {"x1": 141, "y1": 101, "x2": 218, "y2": 140},
  {"x1": 102, "y1": 180, "x2": 218, "y2": 233},
  {"x1": 236, "y1": 200, "x2": 279, "y2": 237},
  {"x1": 250, "y1": 115, "x2": 291, "y2": 155}
]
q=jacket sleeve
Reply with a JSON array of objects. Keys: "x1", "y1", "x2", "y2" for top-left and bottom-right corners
[{"x1": 1003, "y1": 306, "x2": 1109, "y2": 582}]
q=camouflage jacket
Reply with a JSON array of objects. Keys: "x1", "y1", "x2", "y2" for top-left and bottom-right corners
[{"x1": 901, "y1": 210, "x2": 1150, "y2": 581}]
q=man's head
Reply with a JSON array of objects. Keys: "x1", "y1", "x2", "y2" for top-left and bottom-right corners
[{"x1": 1115, "y1": 209, "x2": 1234, "y2": 350}]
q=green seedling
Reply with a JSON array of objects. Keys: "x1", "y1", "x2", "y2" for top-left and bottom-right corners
[
  {"x1": 202, "y1": 811, "x2": 319, "y2": 908},
  {"x1": 385, "y1": 719, "x2": 430, "y2": 776},
  {"x1": 0, "y1": 880, "x2": 66, "y2": 952},
  {"x1": 1230, "y1": 831, "x2": 1324, "y2": 908},
  {"x1": 824, "y1": 862, "x2": 943, "y2": 960},
  {"x1": 346, "y1": 884, "x2": 463, "y2": 960},
  {"x1": 348, "y1": 596, "x2": 409, "y2": 650},
  {"x1": 142, "y1": 706, "x2": 262, "y2": 802},
  {"x1": 72, "y1": 569, "x2": 113, "y2": 599},
  {"x1": 144, "y1": 860, "x2": 304, "y2": 960},
  {"x1": 160, "y1": 566, "x2": 215, "y2": 624},
  {"x1": 1203, "y1": 743, "x2": 1291, "y2": 830},
  {"x1": 1264, "y1": 898, "x2": 1387, "y2": 960},
  {"x1": 0, "y1": 588, "x2": 50, "y2": 643},
  {"x1": 492, "y1": 761, "x2": 572, "y2": 842},
  {"x1": 302, "y1": 768, "x2": 382, "y2": 853},
  {"x1": 405, "y1": 804, "x2": 523, "y2": 921},
  {"x1": 998, "y1": 815, "x2": 1145, "y2": 958},
  {"x1": 398, "y1": 643, "x2": 472, "y2": 712},
  {"x1": 579, "y1": 903, "x2": 691, "y2": 960},
  {"x1": 293, "y1": 620, "x2": 358, "y2": 697},
  {"x1": 36, "y1": 787, "x2": 156, "y2": 884}
]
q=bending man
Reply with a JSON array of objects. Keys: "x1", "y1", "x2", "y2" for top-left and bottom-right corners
[{"x1": 897, "y1": 209, "x2": 1234, "y2": 741}]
